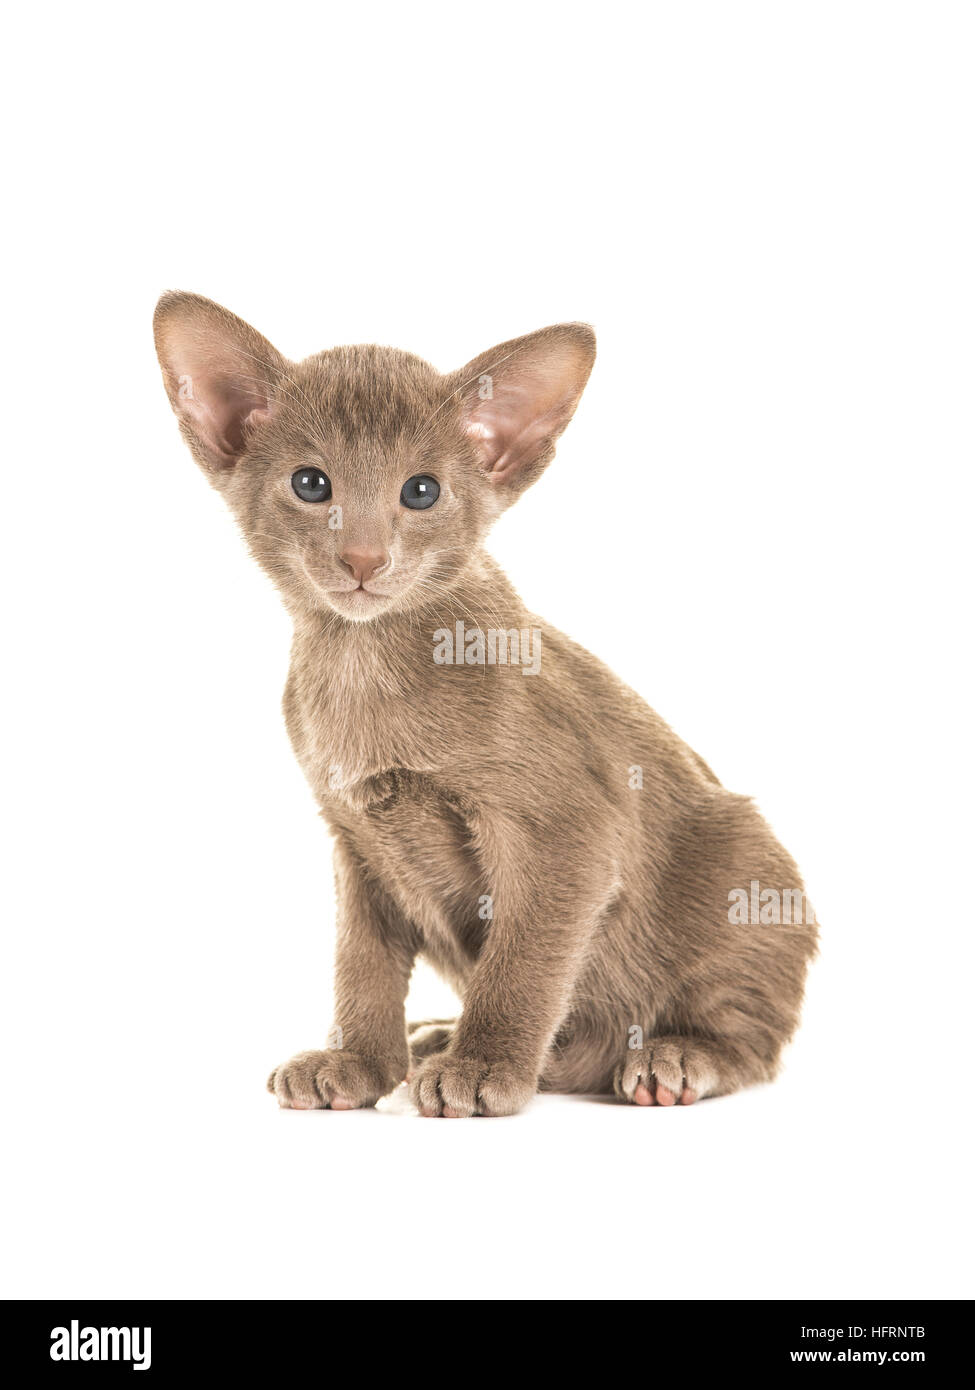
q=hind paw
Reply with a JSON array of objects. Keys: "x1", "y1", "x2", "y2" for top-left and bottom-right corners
[
  {"x1": 406, "y1": 1019, "x2": 456, "y2": 1079},
  {"x1": 614, "y1": 1037, "x2": 719, "y2": 1106}
]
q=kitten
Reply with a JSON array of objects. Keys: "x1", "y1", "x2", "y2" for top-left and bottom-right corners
[{"x1": 154, "y1": 292, "x2": 817, "y2": 1116}]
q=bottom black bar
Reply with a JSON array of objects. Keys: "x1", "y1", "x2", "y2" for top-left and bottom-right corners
[{"x1": 4, "y1": 1299, "x2": 962, "y2": 1376}]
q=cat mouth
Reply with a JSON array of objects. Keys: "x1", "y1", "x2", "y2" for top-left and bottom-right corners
[
  {"x1": 325, "y1": 584, "x2": 393, "y2": 615},
  {"x1": 299, "y1": 559, "x2": 395, "y2": 616}
]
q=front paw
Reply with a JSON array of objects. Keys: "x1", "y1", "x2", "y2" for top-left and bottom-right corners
[
  {"x1": 409, "y1": 1056, "x2": 536, "y2": 1117},
  {"x1": 268, "y1": 1049, "x2": 403, "y2": 1110}
]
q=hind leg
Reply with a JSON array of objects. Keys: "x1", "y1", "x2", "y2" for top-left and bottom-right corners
[
  {"x1": 614, "y1": 1034, "x2": 774, "y2": 1106},
  {"x1": 406, "y1": 1019, "x2": 456, "y2": 1077}
]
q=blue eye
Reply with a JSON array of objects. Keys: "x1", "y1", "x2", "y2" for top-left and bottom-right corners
[
  {"x1": 292, "y1": 468, "x2": 332, "y2": 503},
  {"x1": 400, "y1": 475, "x2": 440, "y2": 510}
]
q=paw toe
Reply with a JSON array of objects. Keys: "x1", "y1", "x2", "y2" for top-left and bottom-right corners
[
  {"x1": 616, "y1": 1038, "x2": 716, "y2": 1107},
  {"x1": 410, "y1": 1058, "x2": 533, "y2": 1117}
]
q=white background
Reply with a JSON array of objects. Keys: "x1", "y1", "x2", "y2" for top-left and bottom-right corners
[{"x1": 2, "y1": 2, "x2": 972, "y2": 1301}]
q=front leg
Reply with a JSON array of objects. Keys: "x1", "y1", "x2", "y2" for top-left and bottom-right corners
[
  {"x1": 410, "y1": 828, "x2": 618, "y2": 1117},
  {"x1": 269, "y1": 837, "x2": 418, "y2": 1110}
]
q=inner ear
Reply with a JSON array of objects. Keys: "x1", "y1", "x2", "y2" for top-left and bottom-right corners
[
  {"x1": 453, "y1": 323, "x2": 595, "y2": 489},
  {"x1": 154, "y1": 292, "x2": 289, "y2": 472}
]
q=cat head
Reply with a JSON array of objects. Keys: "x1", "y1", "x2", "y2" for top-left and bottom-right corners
[{"x1": 154, "y1": 293, "x2": 595, "y2": 623}]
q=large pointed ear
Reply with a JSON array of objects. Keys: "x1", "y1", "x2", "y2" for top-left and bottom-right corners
[
  {"x1": 449, "y1": 323, "x2": 595, "y2": 493},
  {"x1": 153, "y1": 292, "x2": 289, "y2": 473}
]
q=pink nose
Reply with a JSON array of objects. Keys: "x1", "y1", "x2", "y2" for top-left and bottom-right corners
[{"x1": 339, "y1": 546, "x2": 389, "y2": 584}]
